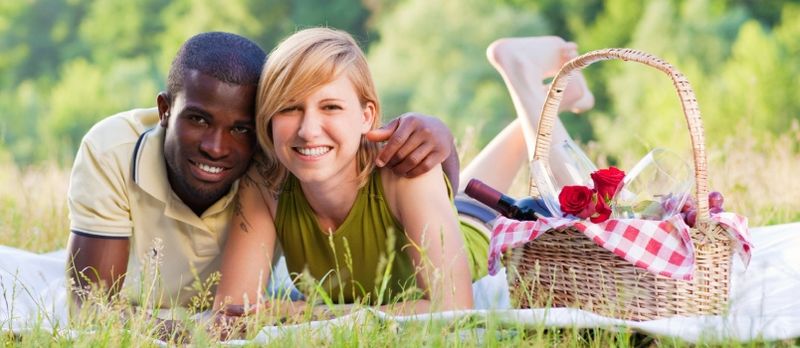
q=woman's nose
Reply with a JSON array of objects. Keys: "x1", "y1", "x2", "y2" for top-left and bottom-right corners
[{"x1": 297, "y1": 111, "x2": 323, "y2": 141}]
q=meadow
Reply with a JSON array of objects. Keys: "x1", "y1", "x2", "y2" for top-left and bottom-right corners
[{"x1": 2, "y1": 124, "x2": 799, "y2": 346}]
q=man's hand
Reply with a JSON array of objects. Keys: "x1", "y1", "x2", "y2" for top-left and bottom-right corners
[
  {"x1": 153, "y1": 316, "x2": 190, "y2": 344},
  {"x1": 366, "y1": 113, "x2": 460, "y2": 189}
]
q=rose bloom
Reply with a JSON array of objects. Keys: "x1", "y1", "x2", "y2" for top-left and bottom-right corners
[
  {"x1": 591, "y1": 167, "x2": 625, "y2": 201},
  {"x1": 559, "y1": 185, "x2": 595, "y2": 219},
  {"x1": 591, "y1": 197, "x2": 612, "y2": 223}
]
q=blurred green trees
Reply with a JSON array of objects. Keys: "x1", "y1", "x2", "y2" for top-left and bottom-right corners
[
  {"x1": 590, "y1": 0, "x2": 800, "y2": 158},
  {"x1": 368, "y1": 0, "x2": 549, "y2": 148},
  {"x1": 1, "y1": 0, "x2": 798, "y2": 165},
  {"x1": 0, "y1": 0, "x2": 371, "y2": 164}
]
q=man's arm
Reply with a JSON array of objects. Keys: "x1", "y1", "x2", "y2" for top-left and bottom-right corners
[
  {"x1": 365, "y1": 113, "x2": 461, "y2": 190},
  {"x1": 66, "y1": 232, "x2": 130, "y2": 307},
  {"x1": 64, "y1": 121, "x2": 190, "y2": 341},
  {"x1": 67, "y1": 232, "x2": 191, "y2": 342}
]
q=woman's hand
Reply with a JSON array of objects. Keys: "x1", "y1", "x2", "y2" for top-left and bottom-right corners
[
  {"x1": 209, "y1": 301, "x2": 353, "y2": 340},
  {"x1": 208, "y1": 303, "x2": 262, "y2": 341}
]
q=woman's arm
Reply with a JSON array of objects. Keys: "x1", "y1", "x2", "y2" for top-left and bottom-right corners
[
  {"x1": 213, "y1": 175, "x2": 281, "y2": 312},
  {"x1": 382, "y1": 166, "x2": 474, "y2": 314},
  {"x1": 212, "y1": 174, "x2": 315, "y2": 339}
]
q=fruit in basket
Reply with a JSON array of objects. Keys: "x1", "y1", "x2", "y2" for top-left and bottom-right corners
[
  {"x1": 708, "y1": 191, "x2": 724, "y2": 210},
  {"x1": 684, "y1": 209, "x2": 697, "y2": 227},
  {"x1": 662, "y1": 196, "x2": 679, "y2": 215},
  {"x1": 681, "y1": 196, "x2": 696, "y2": 213},
  {"x1": 679, "y1": 191, "x2": 726, "y2": 227}
]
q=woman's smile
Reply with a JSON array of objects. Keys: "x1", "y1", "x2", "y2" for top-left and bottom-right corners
[{"x1": 293, "y1": 145, "x2": 332, "y2": 158}]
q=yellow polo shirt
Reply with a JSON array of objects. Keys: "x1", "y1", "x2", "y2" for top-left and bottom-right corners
[{"x1": 68, "y1": 108, "x2": 237, "y2": 309}]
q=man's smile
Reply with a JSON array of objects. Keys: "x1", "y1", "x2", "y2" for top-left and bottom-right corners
[{"x1": 189, "y1": 159, "x2": 230, "y2": 181}]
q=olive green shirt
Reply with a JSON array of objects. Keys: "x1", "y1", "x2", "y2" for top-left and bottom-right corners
[{"x1": 275, "y1": 171, "x2": 488, "y2": 305}]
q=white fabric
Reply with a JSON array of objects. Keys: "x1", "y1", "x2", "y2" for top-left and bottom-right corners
[
  {"x1": 0, "y1": 247, "x2": 68, "y2": 331},
  {"x1": 2, "y1": 223, "x2": 799, "y2": 343},
  {"x1": 0, "y1": 247, "x2": 295, "y2": 331}
]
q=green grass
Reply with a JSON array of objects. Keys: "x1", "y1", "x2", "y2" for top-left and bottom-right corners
[{"x1": 2, "y1": 127, "x2": 800, "y2": 346}]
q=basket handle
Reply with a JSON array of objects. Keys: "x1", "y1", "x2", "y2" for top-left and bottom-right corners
[{"x1": 530, "y1": 48, "x2": 711, "y2": 226}]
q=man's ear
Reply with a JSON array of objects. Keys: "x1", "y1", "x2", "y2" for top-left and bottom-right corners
[
  {"x1": 156, "y1": 92, "x2": 171, "y2": 127},
  {"x1": 361, "y1": 102, "x2": 377, "y2": 134}
]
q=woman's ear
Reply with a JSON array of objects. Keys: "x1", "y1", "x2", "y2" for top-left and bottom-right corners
[{"x1": 361, "y1": 101, "x2": 377, "y2": 134}]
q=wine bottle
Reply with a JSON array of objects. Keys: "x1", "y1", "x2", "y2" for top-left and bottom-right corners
[{"x1": 464, "y1": 179, "x2": 552, "y2": 221}]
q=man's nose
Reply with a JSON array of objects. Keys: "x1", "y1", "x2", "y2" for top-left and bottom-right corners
[
  {"x1": 297, "y1": 111, "x2": 322, "y2": 141},
  {"x1": 199, "y1": 128, "x2": 229, "y2": 159}
]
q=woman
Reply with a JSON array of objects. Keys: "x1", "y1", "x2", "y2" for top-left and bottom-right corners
[
  {"x1": 211, "y1": 29, "x2": 596, "y2": 321},
  {"x1": 214, "y1": 28, "x2": 482, "y2": 317}
]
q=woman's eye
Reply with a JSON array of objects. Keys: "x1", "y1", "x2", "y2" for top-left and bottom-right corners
[
  {"x1": 278, "y1": 106, "x2": 301, "y2": 114},
  {"x1": 322, "y1": 104, "x2": 343, "y2": 111}
]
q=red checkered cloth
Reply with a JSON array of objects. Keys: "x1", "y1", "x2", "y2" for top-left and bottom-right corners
[{"x1": 488, "y1": 212, "x2": 751, "y2": 280}]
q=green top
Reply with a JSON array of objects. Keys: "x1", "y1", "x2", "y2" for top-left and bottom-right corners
[{"x1": 275, "y1": 171, "x2": 488, "y2": 305}]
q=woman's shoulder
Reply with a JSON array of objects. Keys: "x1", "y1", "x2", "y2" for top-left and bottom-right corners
[
  {"x1": 379, "y1": 163, "x2": 444, "y2": 184},
  {"x1": 241, "y1": 160, "x2": 281, "y2": 217},
  {"x1": 377, "y1": 167, "x2": 398, "y2": 204},
  {"x1": 378, "y1": 165, "x2": 445, "y2": 207}
]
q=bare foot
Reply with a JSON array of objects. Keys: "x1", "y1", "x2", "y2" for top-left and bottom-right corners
[
  {"x1": 555, "y1": 42, "x2": 594, "y2": 113},
  {"x1": 486, "y1": 37, "x2": 566, "y2": 91},
  {"x1": 487, "y1": 37, "x2": 594, "y2": 114}
]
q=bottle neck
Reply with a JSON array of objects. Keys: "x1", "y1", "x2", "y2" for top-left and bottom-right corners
[
  {"x1": 494, "y1": 195, "x2": 518, "y2": 217},
  {"x1": 464, "y1": 179, "x2": 517, "y2": 216}
]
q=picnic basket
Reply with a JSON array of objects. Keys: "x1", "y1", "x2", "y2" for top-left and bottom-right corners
[{"x1": 505, "y1": 48, "x2": 734, "y2": 321}]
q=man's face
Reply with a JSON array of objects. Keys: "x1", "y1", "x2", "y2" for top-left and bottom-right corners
[{"x1": 160, "y1": 70, "x2": 257, "y2": 214}]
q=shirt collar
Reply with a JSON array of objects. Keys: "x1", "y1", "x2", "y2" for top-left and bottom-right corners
[
  {"x1": 131, "y1": 125, "x2": 239, "y2": 220},
  {"x1": 132, "y1": 125, "x2": 169, "y2": 202}
]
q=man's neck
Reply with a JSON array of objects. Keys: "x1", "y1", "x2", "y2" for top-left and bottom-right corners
[{"x1": 166, "y1": 173, "x2": 221, "y2": 217}]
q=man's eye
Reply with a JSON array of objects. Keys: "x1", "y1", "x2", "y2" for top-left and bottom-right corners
[
  {"x1": 231, "y1": 126, "x2": 251, "y2": 135},
  {"x1": 190, "y1": 115, "x2": 208, "y2": 125}
]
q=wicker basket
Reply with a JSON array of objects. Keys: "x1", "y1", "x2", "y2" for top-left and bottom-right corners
[{"x1": 505, "y1": 48, "x2": 734, "y2": 321}]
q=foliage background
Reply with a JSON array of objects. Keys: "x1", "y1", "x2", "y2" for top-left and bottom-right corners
[{"x1": 1, "y1": 0, "x2": 799, "y2": 234}]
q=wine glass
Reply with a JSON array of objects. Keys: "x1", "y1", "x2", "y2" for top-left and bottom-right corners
[
  {"x1": 530, "y1": 159, "x2": 562, "y2": 217},
  {"x1": 611, "y1": 148, "x2": 694, "y2": 220},
  {"x1": 559, "y1": 138, "x2": 598, "y2": 188},
  {"x1": 530, "y1": 139, "x2": 598, "y2": 218}
]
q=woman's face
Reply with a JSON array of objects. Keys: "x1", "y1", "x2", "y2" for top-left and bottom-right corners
[{"x1": 270, "y1": 74, "x2": 375, "y2": 185}]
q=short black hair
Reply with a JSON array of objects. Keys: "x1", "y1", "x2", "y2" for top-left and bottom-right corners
[{"x1": 166, "y1": 32, "x2": 266, "y2": 100}]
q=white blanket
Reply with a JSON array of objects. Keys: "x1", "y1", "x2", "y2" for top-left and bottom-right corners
[{"x1": 3, "y1": 223, "x2": 799, "y2": 343}]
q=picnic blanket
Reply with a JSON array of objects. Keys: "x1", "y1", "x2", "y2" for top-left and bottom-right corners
[{"x1": 3, "y1": 222, "x2": 800, "y2": 344}]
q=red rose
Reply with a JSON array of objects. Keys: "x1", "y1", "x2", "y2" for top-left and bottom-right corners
[
  {"x1": 559, "y1": 185, "x2": 595, "y2": 218},
  {"x1": 591, "y1": 167, "x2": 625, "y2": 202},
  {"x1": 591, "y1": 197, "x2": 612, "y2": 223}
]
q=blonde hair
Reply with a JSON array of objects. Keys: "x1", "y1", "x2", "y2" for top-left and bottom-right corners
[{"x1": 255, "y1": 27, "x2": 381, "y2": 192}]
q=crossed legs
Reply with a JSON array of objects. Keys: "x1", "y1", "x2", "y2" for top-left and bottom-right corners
[{"x1": 459, "y1": 37, "x2": 595, "y2": 194}]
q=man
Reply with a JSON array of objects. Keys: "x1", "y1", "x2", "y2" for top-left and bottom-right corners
[{"x1": 66, "y1": 32, "x2": 458, "y2": 314}]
